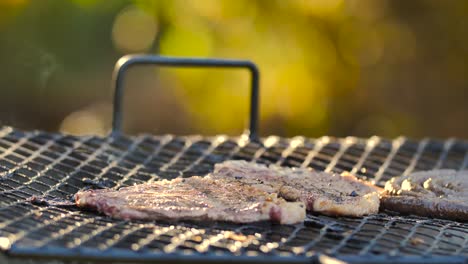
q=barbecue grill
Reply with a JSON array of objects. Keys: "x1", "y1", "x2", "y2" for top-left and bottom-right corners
[{"x1": 0, "y1": 55, "x2": 467, "y2": 264}]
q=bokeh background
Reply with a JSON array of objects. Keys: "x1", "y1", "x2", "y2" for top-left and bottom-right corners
[{"x1": 0, "y1": 0, "x2": 466, "y2": 139}]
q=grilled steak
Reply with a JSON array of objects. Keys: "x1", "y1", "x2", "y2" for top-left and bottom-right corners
[
  {"x1": 75, "y1": 176, "x2": 305, "y2": 224},
  {"x1": 213, "y1": 160, "x2": 381, "y2": 217},
  {"x1": 381, "y1": 170, "x2": 468, "y2": 221}
]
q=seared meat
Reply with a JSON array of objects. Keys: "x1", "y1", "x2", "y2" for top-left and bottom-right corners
[
  {"x1": 213, "y1": 160, "x2": 380, "y2": 217},
  {"x1": 381, "y1": 170, "x2": 468, "y2": 221},
  {"x1": 75, "y1": 176, "x2": 305, "y2": 224}
]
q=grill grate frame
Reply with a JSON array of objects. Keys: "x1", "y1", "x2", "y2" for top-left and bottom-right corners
[{"x1": 0, "y1": 127, "x2": 466, "y2": 263}]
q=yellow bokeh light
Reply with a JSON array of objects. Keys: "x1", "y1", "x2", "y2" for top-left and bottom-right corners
[
  {"x1": 112, "y1": 6, "x2": 158, "y2": 53},
  {"x1": 159, "y1": 24, "x2": 214, "y2": 57},
  {"x1": 59, "y1": 103, "x2": 111, "y2": 136},
  {"x1": 338, "y1": 23, "x2": 384, "y2": 67},
  {"x1": 293, "y1": 0, "x2": 344, "y2": 16}
]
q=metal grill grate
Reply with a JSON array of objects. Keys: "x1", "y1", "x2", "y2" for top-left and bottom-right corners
[{"x1": 0, "y1": 126, "x2": 466, "y2": 263}]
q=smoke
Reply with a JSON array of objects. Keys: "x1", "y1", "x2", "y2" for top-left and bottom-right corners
[{"x1": 37, "y1": 51, "x2": 59, "y2": 90}]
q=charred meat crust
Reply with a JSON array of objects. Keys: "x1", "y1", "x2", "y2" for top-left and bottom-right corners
[{"x1": 381, "y1": 196, "x2": 468, "y2": 221}]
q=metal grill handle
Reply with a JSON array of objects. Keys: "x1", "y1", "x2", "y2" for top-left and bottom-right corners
[{"x1": 111, "y1": 54, "x2": 260, "y2": 141}]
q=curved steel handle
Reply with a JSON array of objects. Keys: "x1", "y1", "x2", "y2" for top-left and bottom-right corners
[{"x1": 111, "y1": 54, "x2": 260, "y2": 141}]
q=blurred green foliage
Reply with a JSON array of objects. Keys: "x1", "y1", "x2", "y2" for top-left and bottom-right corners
[{"x1": 0, "y1": 0, "x2": 466, "y2": 138}]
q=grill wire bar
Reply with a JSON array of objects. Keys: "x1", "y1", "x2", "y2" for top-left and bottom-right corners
[{"x1": 0, "y1": 128, "x2": 466, "y2": 263}]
